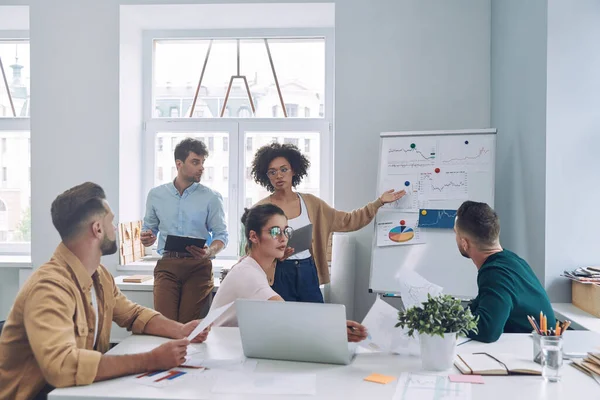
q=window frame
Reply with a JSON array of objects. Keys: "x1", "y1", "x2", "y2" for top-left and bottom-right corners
[
  {"x1": 0, "y1": 30, "x2": 30, "y2": 255},
  {"x1": 142, "y1": 28, "x2": 334, "y2": 260}
]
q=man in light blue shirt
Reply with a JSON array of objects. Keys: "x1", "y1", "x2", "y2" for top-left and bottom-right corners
[{"x1": 141, "y1": 138, "x2": 228, "y2": 323}]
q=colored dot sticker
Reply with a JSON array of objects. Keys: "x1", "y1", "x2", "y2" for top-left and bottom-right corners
[
  {"x1": 400, "y1": 220, "x2": 406, "y2": 226},
  {"x1": 435, "y1": 168, "x2": 441, "y2": 173},
  {"x1": 421, "y1": 210, "x2": 427, "y2": 216},
  {"x1": 404, "y1": 181, "x2": 410, "y2": 186},
  {"x1": 465, "y1": 140, "x2": 469, "y2": 145},
  {"x1": 410, "y1": 143, "x2": 416, "y2": 149}
]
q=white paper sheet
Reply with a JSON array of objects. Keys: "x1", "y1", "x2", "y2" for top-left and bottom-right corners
[
  {"x1": 360, "y1": 297, "x2": 420, "y2": 355},
  {"x1": 186, "y1": 344, "x2": 205, "y2": 356},
  {"x1": 211, "y1": 372, "x2": 317, "y2": 395},
  {"x1": 592, "y1": 372, "x2": 600, "y2": 387},
  {"x1": 183, "y1": 357, "x2": 257, "y2": 372},
  {"x1": 395, "y1": 270, "x2": 443, "y2": 310},
  {"x1": 186, "y1": 302, "x2": 234, "y2": 340},
  {"x1": 393, "y1": 373, "x2": 471, "y2": 400}
]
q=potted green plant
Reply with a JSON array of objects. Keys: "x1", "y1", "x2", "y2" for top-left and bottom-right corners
[{"x1": 395, "y1": 294, "x2": 478, "y2": 371}]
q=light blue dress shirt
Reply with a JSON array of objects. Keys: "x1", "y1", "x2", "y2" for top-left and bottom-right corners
[{"x1": 142, "y1": 182, "x2": 228, "y2": 254}]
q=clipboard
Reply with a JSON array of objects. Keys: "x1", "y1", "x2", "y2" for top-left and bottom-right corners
[
  {"x1": 164, "y1": 235, "x2": 207, "y2": 253},
  {"x1": 287, "y1": 224, "x2": 313, "y2": 256}
]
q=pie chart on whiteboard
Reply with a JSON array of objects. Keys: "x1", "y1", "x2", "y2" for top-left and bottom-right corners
[{"x1": 388, "y1": 225, "x2": 415, "y2": 243}]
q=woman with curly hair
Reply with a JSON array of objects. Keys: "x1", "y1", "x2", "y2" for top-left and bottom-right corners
[{"x1": 250, "y1": 142, "x2": 406, "y2": 303}]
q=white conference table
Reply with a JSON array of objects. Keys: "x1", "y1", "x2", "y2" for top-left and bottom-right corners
[{"x1": 50, "y1": 328, "x2": 600, "y2": 400}]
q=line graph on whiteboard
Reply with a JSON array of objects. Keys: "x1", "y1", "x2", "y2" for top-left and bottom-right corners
[
  {"x1": 381, "y1": 176, "x2": 419, "y2": 212},
  {"x1": 439, "y1": 138, "x2": 493, "y2": 166},
  {"x1": 418, "y1": 171, "x2": 468, "y2": 200},
  {"x1": 386, "y1": 141, "x2": 437, "y2": 173}
]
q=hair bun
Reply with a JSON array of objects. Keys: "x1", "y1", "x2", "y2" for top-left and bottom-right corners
[{"x1": 240, "y1": 207, "x2": 251, "y2": 225}]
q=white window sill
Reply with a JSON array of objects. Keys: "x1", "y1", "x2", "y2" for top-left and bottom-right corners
[
  {"x1": 0, "y1": 255, "x2": 32, "y2": 269},
  {"x1": 116, "y1": 257, "x2": 238, "y2": 275}
]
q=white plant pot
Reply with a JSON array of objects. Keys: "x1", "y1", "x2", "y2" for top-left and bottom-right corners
[{"x1": 419, "y1": 332, "x2": 458, "y2": 371}]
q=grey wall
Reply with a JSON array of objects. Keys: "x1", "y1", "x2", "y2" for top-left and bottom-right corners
[
  {"x1": 0, "y1": 269, "x2": 19, "y2": 319},
  {"x1": 491, "y1": 0, "x2": 548, "y2": 282},
  {"x1": 545, "y1": 0, "x2": 600, "y2": 301},
  {"x1": 335, "y1": 0, "x2": 491, "y2": 320}
]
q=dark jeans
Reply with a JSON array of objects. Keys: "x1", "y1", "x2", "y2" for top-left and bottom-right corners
[{"x1": 271, "y1": 256, "x2": 324, "y2": 303}]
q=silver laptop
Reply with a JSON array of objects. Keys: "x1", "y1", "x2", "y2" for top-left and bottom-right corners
[{"x1": 236, "y1": 299, "x2": 357, "y2": 365}]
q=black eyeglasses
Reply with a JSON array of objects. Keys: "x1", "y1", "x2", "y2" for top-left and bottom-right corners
[
  {"x1": 263, "y1": 226, "x2": 293, "y2": 239},
  {"x1": 266, "y1": 166, "x2": 290, "y2": 178}
]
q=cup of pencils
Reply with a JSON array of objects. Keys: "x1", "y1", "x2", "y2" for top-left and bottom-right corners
[{"x1": 529, "y1": 312, "x2": 571, "y2": 364}]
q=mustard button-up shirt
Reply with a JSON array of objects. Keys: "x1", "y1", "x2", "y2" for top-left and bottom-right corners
[{"x1": 0, "y1": 243, "x2": 160, "y2": 400}]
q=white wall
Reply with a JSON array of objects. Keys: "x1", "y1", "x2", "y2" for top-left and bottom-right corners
[
  {"x1": 335, "y1": 0, "x2": 491, "y2": 320},
  {"x1": 119, "y1": 10, "x2": 143, "y2": 222},
  {"x1": 30, "y1": 1, "x2": 120, "y2": 270},
  {"x1": 0, "y1": 5, "x2": 28, "y2": 29},
  {"x1": 491, "y1": 0, "x2": 548, "y2": 282},
  {"x1": 545, "y1": 0, "x2": 600, "y2": 301}
]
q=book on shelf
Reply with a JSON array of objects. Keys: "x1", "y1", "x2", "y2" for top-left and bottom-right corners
[{"x1": 122, "y1": 275, "x2": 152, "y2": 283}]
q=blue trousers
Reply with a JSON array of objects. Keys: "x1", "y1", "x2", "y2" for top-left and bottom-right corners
[{"x1": 271, "y1": 256, "x2": 324, "y2": 303}]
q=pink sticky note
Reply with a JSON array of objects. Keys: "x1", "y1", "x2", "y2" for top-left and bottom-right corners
[{"x1": 448, "y1": 375, "x2": 485, "y2": 384}]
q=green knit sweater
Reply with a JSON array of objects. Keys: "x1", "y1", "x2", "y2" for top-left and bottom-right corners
[{"x1": 467, "y1": 249, "x2": 555, "y2": 343}]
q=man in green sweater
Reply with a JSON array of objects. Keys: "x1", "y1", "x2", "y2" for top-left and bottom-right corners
[{"x1": 454, "y1": 201, "x2": 555, "y2": 343}]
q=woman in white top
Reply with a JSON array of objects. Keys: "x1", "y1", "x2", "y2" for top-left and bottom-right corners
[
  {"x1": 250, "y1": 143, "x2": 406, "y2": 303},
  {"x1": 210, "y1": 204, "x2": 368, "y2": 342}
]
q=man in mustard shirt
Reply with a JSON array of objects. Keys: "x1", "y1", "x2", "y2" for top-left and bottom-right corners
[{"x1": 0, "y1": 182, "x2": 210, "y2": 400}]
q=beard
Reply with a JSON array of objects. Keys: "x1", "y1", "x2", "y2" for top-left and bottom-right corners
[
  {"x1": 100, "y1": 234, "x2": 118, "y2": 256},
  {"x1": 186, "y1": 172, "x2": 201, "y2": 183}
]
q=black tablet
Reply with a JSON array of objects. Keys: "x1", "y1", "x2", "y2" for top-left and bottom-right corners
[
  {"x1": 287, "y1": 224, "x2": 313, "y2": 256},
  {"x1": 164, "y1": 235, "x2": 207, "y2": 253}
]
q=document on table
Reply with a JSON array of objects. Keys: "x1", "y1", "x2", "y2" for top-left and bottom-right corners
[
  {"x1": 186, "y1": 302, "x2": 234, "y2": 340},
  {"x1": 211, "y1": 372, "x2": 317, "y2": 395},
  {"x1": 360, "y1": 297, "x2": 419, "y2": 355},
  {"x1": 183, "y1": 357, "x2": 258, "y2": 372},
  {"x1": 393, "y1": 373, "x2": 471, "y2": 400}
]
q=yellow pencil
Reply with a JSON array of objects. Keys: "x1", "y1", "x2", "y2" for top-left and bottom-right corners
[{"x1": 543, "y1": 315, "x2": 547, "y2": 334}]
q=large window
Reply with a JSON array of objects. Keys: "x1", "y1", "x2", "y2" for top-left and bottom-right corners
[
  {"x1": 153, "y1": 37, "x2": 325, "y2": 119},
  {"x1": 0, "y1": 37, "x2": 30, "y2": 254},
  {"x1": 144, "y1": 30, "x2": 333, "y2": 258}
]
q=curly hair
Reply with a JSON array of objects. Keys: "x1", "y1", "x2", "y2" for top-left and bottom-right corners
[{"x1": 251, "y1": 142, "x2": 310, "y2": 191}]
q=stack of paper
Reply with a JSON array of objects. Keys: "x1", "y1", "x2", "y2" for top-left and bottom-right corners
[
  {"x1": 571, "y1": 353, "x2": 600, "y2": 386},
  {"x1": 562, "y1": 267, "x2": 600, "y2": 285},
  {"x1": 122, "y1": 275, "x2": 152, "y2": 283}
]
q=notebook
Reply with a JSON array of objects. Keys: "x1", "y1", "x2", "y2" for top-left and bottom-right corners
[
  {"x1": 455, "y1": 352, "x2": 542, "y2": 375},
  {"x1": 122, "y1": 275, "x2": 153, "y2": 283}
]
